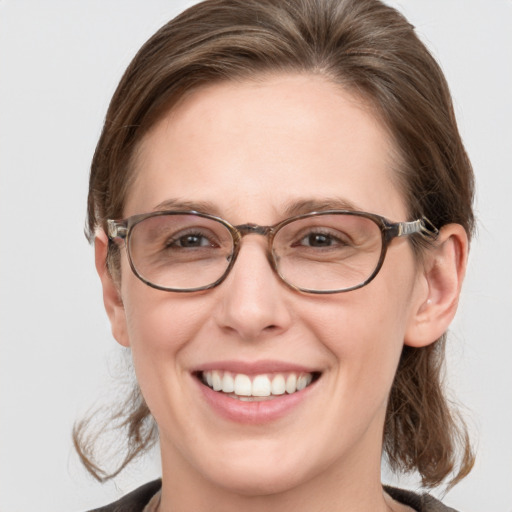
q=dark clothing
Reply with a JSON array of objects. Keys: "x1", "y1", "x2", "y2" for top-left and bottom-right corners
[
  {"x1": 88, "y1": 480, "x2": 161, "y2": 512},
  {"x1": 88, "y1": 479, "x2": 460, "y2": 512},
  {"x1": 385, "y1": 486, "x2": 459, "y2": 512}
]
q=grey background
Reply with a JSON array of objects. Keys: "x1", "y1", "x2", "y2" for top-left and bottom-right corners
[{"x1": 1, "y1": 1, "x2": 511, "y2": 511}]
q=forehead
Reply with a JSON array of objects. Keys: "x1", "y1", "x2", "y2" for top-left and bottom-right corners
[{"x1": 127, "y1": 73, "x2": 406, "y2": 222}]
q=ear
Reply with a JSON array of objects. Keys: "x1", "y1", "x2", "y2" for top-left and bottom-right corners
[
  {"x1": 404, "y1": 223, "x2": 468, "y2": 347},
  {"x1": 95, "y1": 230, "x2": 130, "y2": 347}
]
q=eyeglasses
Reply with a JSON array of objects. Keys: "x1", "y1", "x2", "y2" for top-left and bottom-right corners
[{"x1": 107, "y1": 210, "x2": 438, "y2": 294}]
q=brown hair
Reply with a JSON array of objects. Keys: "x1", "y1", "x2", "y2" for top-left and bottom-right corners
[{"x1": 77, "y1": 0, "x2": 475, "y2": 487}]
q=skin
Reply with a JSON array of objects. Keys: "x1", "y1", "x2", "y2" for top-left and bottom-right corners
[{"x1": 96, "y1": 74, "x2": 468, "y2": 512}]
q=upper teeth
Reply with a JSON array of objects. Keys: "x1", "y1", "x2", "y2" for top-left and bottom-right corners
[{"x1": 202, "y1": 370, "x2": 313, "y2": 397}]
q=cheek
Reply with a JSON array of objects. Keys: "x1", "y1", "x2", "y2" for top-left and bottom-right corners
[
  {"x1": 118, "y1": 250, "x2": 206, "y2": 348},
  {"x1": 120, "y1": 285, "x2": 212, "y2": 422},
  {"x1": 304, "y1": 258, "x2": 418, "y2": 393},
  {"x1": 123, "y1": 290, "x2": 207, "y2": 354},
  {"x1": 118, "y1": 273, "x2": 208, "y2": 397},
  {"x1": 307, "y1": 281, "x2": 412, "y2": 353}
]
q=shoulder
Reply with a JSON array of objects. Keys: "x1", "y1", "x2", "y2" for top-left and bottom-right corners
[
  {"x1": 86, "y1": 479, "x2": 162, "y2": 512},
  {"x1": 385, "y1": 486, "x2": 460, "y2": 512}
]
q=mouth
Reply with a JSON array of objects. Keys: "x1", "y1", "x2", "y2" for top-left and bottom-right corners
[{"x1": 197, "y1": 370, "x2": 321, "y2": 401}]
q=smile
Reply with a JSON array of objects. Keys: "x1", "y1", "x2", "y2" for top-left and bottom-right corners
[{"x1": 200, "y1": 370, "x2": 318, "y2": 400}]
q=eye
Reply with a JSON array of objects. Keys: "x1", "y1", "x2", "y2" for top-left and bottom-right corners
[
  {"x1": 294, "y1": 230, "x2": 349, "y2": 248},
  {"x1": 167, "y1": 231, "x2": 217, "y2": 249},
  {"x1": 300, "y1": 232, "x2": 339, "y2": 247}
]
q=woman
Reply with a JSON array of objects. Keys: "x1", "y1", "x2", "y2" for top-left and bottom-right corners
[{"x1": 76, "y1": 0, "x2": 475, "y2": 510}]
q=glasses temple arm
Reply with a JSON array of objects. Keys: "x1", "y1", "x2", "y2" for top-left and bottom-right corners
[
  {"x1": 107, "y1": 219, "x2": 128, "y2": 240},
  {"x1": 397, "y1": 217, "x2": 439, "y2": 239}
]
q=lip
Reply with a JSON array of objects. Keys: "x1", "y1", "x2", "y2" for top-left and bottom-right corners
[
  {"x1": 192, "y1": 360, "x2": 321, "y2": 424},
  {"x1": 194, "y1": 359, "x2": 318, "y2": 375}
]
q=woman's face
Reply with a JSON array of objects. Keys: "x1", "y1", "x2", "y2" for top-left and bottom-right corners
[{"x1": 114, "y1": 74, "x2": 427, "y2": 495}]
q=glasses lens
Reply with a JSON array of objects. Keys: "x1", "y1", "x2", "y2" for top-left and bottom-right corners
[
  {"x1": 128, "y1": 214, "x2": 233, "y2": 290},
  {"x1": 273, "y1": 214, "x2": 383, "y2": 292}
]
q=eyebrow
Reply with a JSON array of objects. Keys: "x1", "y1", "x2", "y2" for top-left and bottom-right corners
[
  {"x1": 153, "y1": 198, "x2": 222, "y2": 216},
  {"x1": 282, "y1": 197, "x2": 363, "y2": 217},
  {"x1": 153, "y1": 196, "x2": 364, "y2": 220}
]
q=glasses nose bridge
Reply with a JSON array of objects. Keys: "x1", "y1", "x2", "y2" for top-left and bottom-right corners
[
  {"x1": 230, "y1": 223, "x2": 276, "y2": 268},
  {"x1": 234, "y1": 223, "x2": 273, "y2": 241}
]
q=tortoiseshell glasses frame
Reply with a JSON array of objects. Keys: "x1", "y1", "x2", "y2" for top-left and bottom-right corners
[{"x1": 107, "y1": 210, "x2": 438, "y2": 294}]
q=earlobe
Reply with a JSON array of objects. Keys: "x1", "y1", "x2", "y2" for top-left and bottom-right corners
[
  {"x1": 404, "y1": 223, "x2": 468, "y2": 348},
  {"x1": 95, "y1": 230, "x2": 130, "y2": 347}
]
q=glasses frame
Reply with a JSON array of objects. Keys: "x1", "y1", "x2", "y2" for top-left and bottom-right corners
[{"x1": 107, "y1": 210, "x2": 438, "y2": 294}]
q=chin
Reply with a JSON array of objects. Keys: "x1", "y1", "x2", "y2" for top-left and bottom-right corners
[
  {"x1": 192, "y1": 439, "x2": 328, "y2": 498},
  {"x1": 211, "y1": 465, "x2": 307, "y2": 497}
]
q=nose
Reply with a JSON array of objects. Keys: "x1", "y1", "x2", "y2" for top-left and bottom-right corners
[{"x1": 213, "y1": 237, "x2": 293, "y2": 341}]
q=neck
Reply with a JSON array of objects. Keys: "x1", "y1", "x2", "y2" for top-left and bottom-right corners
[{"x1": 157, "y1": 427, "x2": 406, "y2": 512}]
